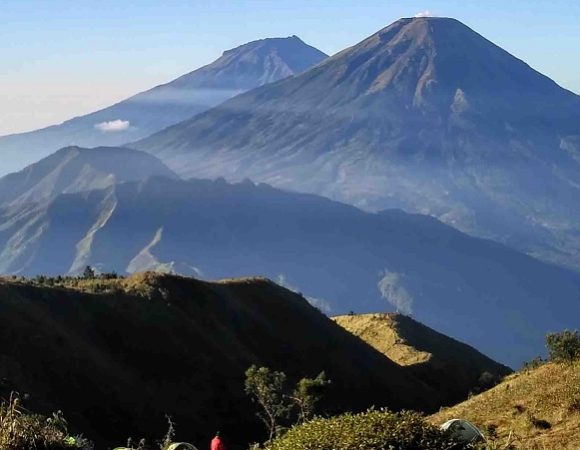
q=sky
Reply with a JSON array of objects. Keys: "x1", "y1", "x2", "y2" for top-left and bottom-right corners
[{"x1": 1, "y1": 0, "x2": 579, "y2": 136}]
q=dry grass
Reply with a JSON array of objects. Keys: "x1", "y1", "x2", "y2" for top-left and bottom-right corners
[
  {"x1": 333, "y1": 313, "x2": 510, "y2": 407},
  {"x1": 0, "y1": 272, "x2": 274, "y2": 298},
  {"x1": 0, "y1": 394, "x2": 91, "y2": 450},
  {"x1": 430, "y1": 362, "x2": 580, "y2": 449},
  {"x1": 333, "y1": 313, "x2": 432, "y2": 365}
]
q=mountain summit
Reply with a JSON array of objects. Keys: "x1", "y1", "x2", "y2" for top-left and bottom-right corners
[
  {"x1": 0, "y1": 36, "x2": 327, "y2": 175},
  {"x1": 0, "y1": 146, "x2": 176, "y2": 206},
  {"x1": 135, "y1": 17, "x2": 580, "y2": 269}
]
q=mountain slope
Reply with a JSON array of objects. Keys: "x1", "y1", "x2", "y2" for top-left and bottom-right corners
[
  {"x1": 0, "y1": 273, "x2": 437, "y2": 448},
  {"x1": 0, "y1": 36, "x2": 327, "y2": 176},
  {"x1": 1, "y1": 174, "x2": 580, "y2": 366},
  {"x1": 0, "y1": 146, "x2": 177, "y2": 206},
  {"x1": 134, "y1": 17, "x2": 580, "y2": 270},
  {"x1": 333, "y1": 313, "x2": 512, "y2": 404},
  {"x1": 430, "y1": 362, "x2": 580, "y2": 449}
]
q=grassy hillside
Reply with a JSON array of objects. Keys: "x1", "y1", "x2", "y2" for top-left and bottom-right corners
[
  {"x1": 0, "y1": 273, "x2": 438, "y2": 448},
  {"x1": 333, "y1": 313, "x2": 511, "y2": 405},
  {"x1": 430, "y1": 362, "x2": 580, "y2": 449}
]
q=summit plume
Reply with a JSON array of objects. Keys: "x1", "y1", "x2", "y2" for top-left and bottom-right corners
[{"x1": 135, "y1": 17, "x2": 580, "y2": 269}]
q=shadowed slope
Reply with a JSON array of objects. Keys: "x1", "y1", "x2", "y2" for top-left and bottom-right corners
[
  {"x1": 0, "y1": 273, "x2": 436, "y2": 448},
  {"x1": 334, "y1": 313, "x2": 512, "y2": 404}
]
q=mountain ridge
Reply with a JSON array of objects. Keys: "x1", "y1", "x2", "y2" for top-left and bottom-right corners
[
  {"x1": 133, "y1": 17, "x2": 580, "y2": 270},
  {"x1": 0, "y1": 36, "x2": 327, "y2": 176},
  {"x1": 1, "y1": 155, "x2": 580, "y2": 366},
  {"x1": 0, "y1": 272, "x2": 439, "y2": 447},
  {"x1": 334, "y1": 313, "x2": 512, "y2": 404},
  {"x1": 0, "y1": 146, "x2": 177, "y2": 206}
]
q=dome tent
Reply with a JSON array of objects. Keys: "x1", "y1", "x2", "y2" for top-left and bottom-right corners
[
  {"x1": 440, "y1": 419, "x2": 485, "y2": 443},
  {"x1": 115, "y1": 444, "x2": 198, "y2": 450},
  {"x1": 166, "y1": 444, "x2": 198, "y2": 450}
]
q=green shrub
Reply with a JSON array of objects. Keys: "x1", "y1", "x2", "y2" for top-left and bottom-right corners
[
  {"x1": 521, "y1": 356, "x2": 545, "y2": 372},
  {"x1": 264, "y1": 409, "x2": 469, "y2": 450},
  {"x1": 546, "y1": 330, "x2": 580, "y2": 363}
]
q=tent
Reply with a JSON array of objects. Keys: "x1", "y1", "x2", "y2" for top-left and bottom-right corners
[
  {"x1": 166, "y1": 443, "x2": 199, "y2": 450},
  {"x1": 115, "y1": 443, "x2": 198, "y2": 450},
  {"x1": 440, "y1": 419, "x2": 485, "y2": 443}
]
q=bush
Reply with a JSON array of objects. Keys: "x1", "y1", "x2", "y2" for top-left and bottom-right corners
[
  {"x1": 546, "y1": 330, "x2": 580, "y2": 363},
  {"x1": 264, "y1": 409, "x2": 469, "y2": 450},
  {"x1": 522, "y1": 356, "x2": 544, "y2": 372},
  {"x1": 526, "y1": 413, "x2": 551, "y2": 430},
  {"x1": 0, "y1": 395, "x2": 91, "y2": 450}
]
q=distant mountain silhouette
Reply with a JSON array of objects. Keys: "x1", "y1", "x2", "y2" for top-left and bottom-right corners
[
  {"x1": 0, "y1": 36, "x2": 327, "y2": 175},
  {"x1": 135, "y1": 17, "x2": 580, "y2": 270},
  {"x1": 2, "y1": 154, "x2": 580, "y2": 366},
  {"x1": 0, "y1": 146, "x2": 177, "y2": 206}
]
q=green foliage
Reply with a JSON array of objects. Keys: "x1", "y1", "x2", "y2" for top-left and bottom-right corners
[
  {"x1": 521, "y1": 356, "x2": 545, "y2": 372},
  {"x1": 0, "y1": 394, "x2": 91, "y2": 450},
  {"x1": 264, "y1": 409, "x2": 469, "y2": 450},
  {"x1": 546, "y1": 330, "x2": 580, "y2": 363},
  {"x1": 245, "y1": 367, "x2": 332, "y2": 442},
  {"x1": 291, "y1": 372, "x2": 330, "y2": 424},
  {"x1": 245, "y1": 366, "x2": 292, "y2": 442}
]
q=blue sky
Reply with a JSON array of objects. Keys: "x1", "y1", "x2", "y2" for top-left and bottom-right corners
[{"x1": 1, "y1": 0, "x2": 579, "y2": 135}]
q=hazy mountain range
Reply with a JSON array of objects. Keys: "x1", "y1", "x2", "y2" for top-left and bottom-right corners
[
  {"x1": 1, "y1": 147, "x2": 579, "y2": 366},
  {"x1": 134, "y1": 17, "x2": 580, "y2": 271},
  {"x1": 0, "y1": 36, "x2": 327, "y2": 175}
]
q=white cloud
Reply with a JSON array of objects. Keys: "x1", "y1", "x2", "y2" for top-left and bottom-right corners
[
  {"x1": 377, "y1": 270, "x2": 413, "y2": 315},
  {"x1": 414, "y1": 10, "x2": 433, "y2": 18},
  {"x1": 94, "y1": 119, "x2": 130, "y2": 132}
]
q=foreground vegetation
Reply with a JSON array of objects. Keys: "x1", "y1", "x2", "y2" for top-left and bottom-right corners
[
  {"x1": 262, "y1": 409, "x2": 470, "y2": 450},
  {"x1": 1, "y1": 271, "x2": 578, "y2": 449},
  {"x1": 0, "y1": 395, "x2": 91, "y2": 450},
  {"x1": 431, "y1": 348, "x2": 580, "y2": 449}
]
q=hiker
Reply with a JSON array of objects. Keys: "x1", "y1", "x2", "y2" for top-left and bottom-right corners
[{"x1": 211, "y1": 431, "x2": 227, "y2": 450}]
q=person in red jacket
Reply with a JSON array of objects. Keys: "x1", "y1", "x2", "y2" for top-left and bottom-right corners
[{"x1": 211, "y1": 431, "x2": 227, "y2": 450}]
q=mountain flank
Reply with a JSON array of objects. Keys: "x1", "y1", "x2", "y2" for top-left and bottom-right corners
[
  {"x1": 333, "y1": 313, "x2": 512, "y2": 405},
  {"x1": 0, "y1": 146, "x2": 177, "y2": 206},
  {"x1": 0, "y1": 272, "x2": 438, "y2": 448},
  {"x1": 0, "y1": 36, "x2": 327, "y2": 176},
  {"x1": 429, "y1": 361, "x2": 580, "y2": 449},
  {"x1": 134, "y1": 16, "x2": 580, "y2": 270},
  {"x1": 1, "y1": 156, "x2": 580, "y2": 366}
]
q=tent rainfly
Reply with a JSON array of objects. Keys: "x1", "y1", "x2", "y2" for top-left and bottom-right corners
[
  {"x1": 115, "y1": 444, "x2": 198, "y2": 450},
  {"x1": 440, "y1": 419, "x2": 485, "y2": 443}
]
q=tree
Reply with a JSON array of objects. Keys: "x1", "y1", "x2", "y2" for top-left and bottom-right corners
[
  {"x1": 290, "y1": 372, "x2": 330, "y2": 424},
  {"x1": 245, "y1": 366, "x2": 332, "y2": 442},
  {"x1": 546, "y1": 330, "x2": 580, "y2": 363},
  {"x1": 245, "y1": 366, "x2": 291, "y2": 442},
  {"x1": 82, "y1": 266, "x2": 96, "y2": 279}
]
